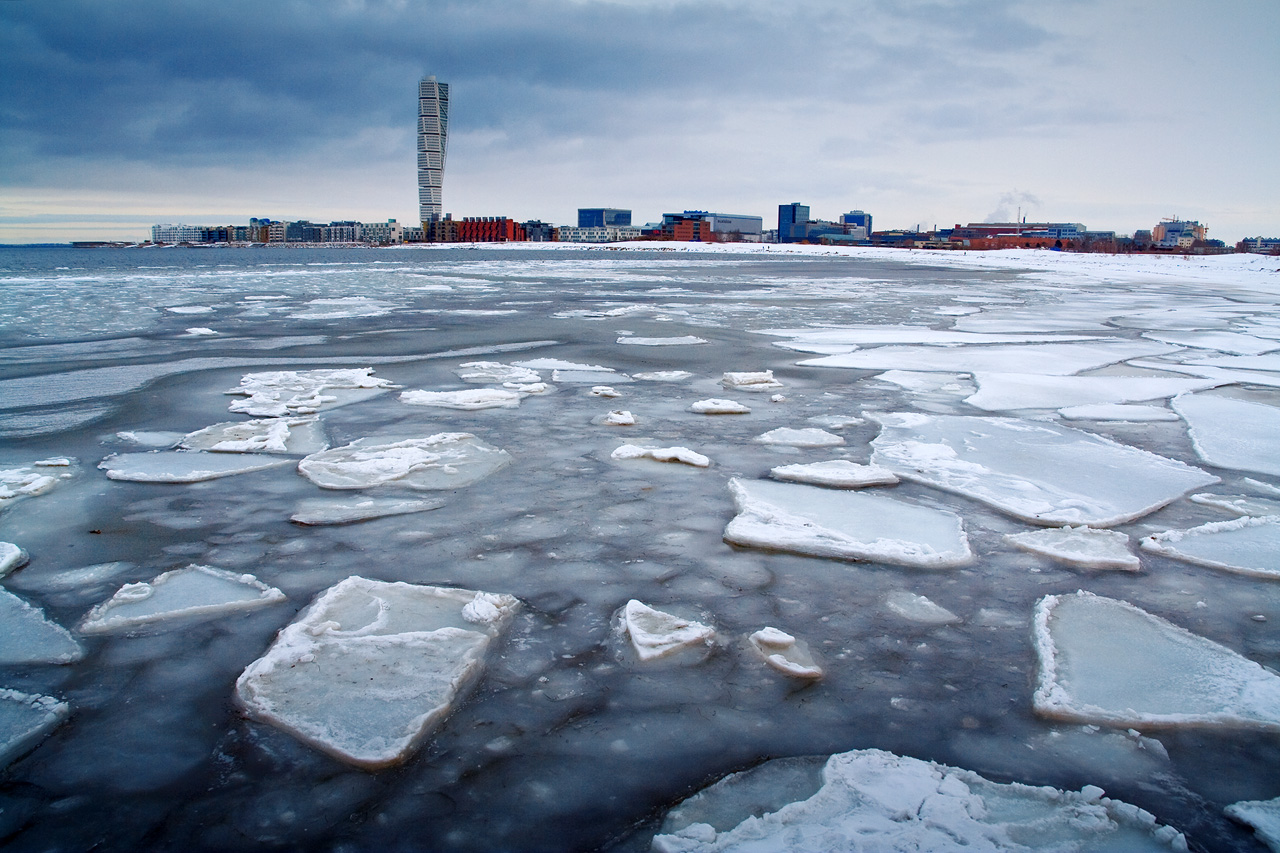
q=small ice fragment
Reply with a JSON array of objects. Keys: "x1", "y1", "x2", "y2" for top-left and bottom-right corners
[
  {"x1": 591, "y1": 386, "x2": 622, "y2": 398},
  {"x1": 180, "y1": 417, "x2": 326, "y2": 454},
  {"x1": 634, "y1": 370, "x2": 693, "y2": 381},
  {"x1": 770, "y1": 460, "x2": 898, "y2": 489},
  {"x1": 454, "y1": 361, "x2": 540, "y2": 383},
  {"x1": 78, "y1": 565, "x2": 286, "y2": 634},
  {"x1": 504, "y1": 380, "x2": 551, "y2": 395},
  {"x1": 622, "y1": 600, "x2": 715, "y2": 661},
  {"x1": 611, "y1": 444, "x2": 710, "y2": 467},
  {"x1": 748, "y1": 627, "x2": 822, "y2": 678},
  {"x1": 462, "y1": 592, "x2": 518, "y2": 625},
  {"x1": 400, "y1": 388, "x2": 522, "y2": 410},
  {"x1": 298, "y1": 434, "x2": 511, "y2": 490},
  {"x1": 754, "y1": 427, "x2": 844, "y2": 447},
  {"x1": 1226, "y1": 796, "x2": 1280, "y2": 853},
  {"x1": 290, "y1": 497, "x2": 444, "y2": 526},
  {"x1": 165, "y1": 305, "x2": 213, "y2": 314},
  {"x1": 770, "y1": 394, "x2": 786, "y2": 402},
  {"x1": 33, "y1": 458, "x2": 70, "y2": 467},
  {"x1": 616, "y1": 335, "x2": 708, "y2": 346},
  {"x1": 99, "y1": 452, "x2": 293, "y2": 483},
  {"x1": 720, "y1": 370, "x2": 783, "y2": 392},
  {"x1": 808, "y1": 414, "x2": 865, "y2": 428},
  {"x1": 1140, "y1": 516, "x2": 1280, "y2": 579},
  {"x1": 689, "y1": 399, "x2": 750, "y2": 415},
  {"x1": 185, "y1": 327, "x2": 218, "y2": 336},
  {"x1": 1006, "y1": 526, "x2": 1140, "y2": 571},
  {"x1": 884, "y1": 591, "x2": 960, "y2": 625},
  {"x1": 0, "y1": 543, "x2": 29, "y2": 578},
  {"x1": 0, "y1": 590, "x2": 83, "y2": 664},
  {"x1": 0, "y1": 689, "x2": 71, "y2": 770},
  {"x1": 602, "y1": 410, "x2": 636, "y2": 426}
]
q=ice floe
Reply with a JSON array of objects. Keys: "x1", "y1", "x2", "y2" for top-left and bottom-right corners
[
  {"x1": 720, "y1": 370, "x2": 783, "y2": 392},
  {"x1": 1006, "y1": 526, "x2": 1140, "y2": 571},
  {"x1": 226, "y1": 368, "x2": 399, "y2": 417},
  {"x1": 1142, "y1": 330, "x2": 1280, "y2": 356},
  {"x1": 724, "y1": 478, "x2": 972, "y2": 568},
  {"x1": 1189, "y1": 493, "x2": 1280, "y2": 517},
  {"x1": 621, "y1": 600, "x2": 715, "y2": 661},
  {"x1": 185, "y1": 327, "x2": 218, "y2": 336},
  {"x1": 1171, "y1": 393, "x2": 1280, "y2": 476},
  {"x1": 754, "y1": 427, "x2": 844, "y2": 447},
  {"x1": 611, "y1": 444, "x2": 710, "y2": 467},
  {"x1": 99, "y1": 451, "x2": 293, "y2": 483},
  {"x1": 179, "y1": 417, "x2": 327, "y2": 454},
  {"x1": 601, "y1": 410, "x2": 637, "y2": 426},
  {"x1": 747, "y1": 627, "x2": 822, "y2": 678},
  {"x1": 1140, "y1": 516, "x2": 1280, "y2": 579},
  {"x1": 590, "y1": 385, "x2": 622, "y2": 398},
  {"x1": 514, "y1": 358, "x2": 614, "y2": 372},
  {"x1": 651, "y1": 747, "x2": 1186, "y2": 853},
  {"x1": 290, "y1": 497, "x2": 444, "y2": 526},
  {"x1": 1225, "y1": 796, "x2": 1280, "y2": 853},
  {"x1": 114, "y1": 430, "x2": 185, "y2": 447},
  {"x1": 0, "y1": 462, "x2": 72, "y2": 508},
  {"x1": 297, "y1": 434, "x2": 511, "y2": 490},
  {"x1": 769, "y1": 460, "x2": 898, "y2": 488},
  {"x1": 800, "y1": 340, "x2": 1176, "y2": 374},
  {"x1": 0, "y1": 689, "x2": 70, "y2": 769},
  {"x1": 78, "y1": 566, "x2": 285, "y2": 634},
  {"x1": 1058, "y1": 404, "x2": 1181, "y2": 421},
  {"x1": 616, "y1": 335, "x2": 708, "y2": 346},
  {"x1": 0, "y1": 590, "x2": 82, "y2": 664},
  {"x1": 884, "y1": 590, "x2": 960, "y2": 625},
  {"x1": 964, "y1": 374, "x2": 1217, "y2": 412},
  {"x1": 399, "y1": 388, "x2": 523, "y2": 410},
  {"x1": 1, "y1": 542, "x2": 28, "y2": 578},
  {"x1": 453, "y1": 361, "x2": 541, "y2": 383},
  {"x1": 869, "y1": 413, "x2": 1218, "y2": 526},
  {"x1": 236, "y1": 577, "x2": 520, "y2": 769},
  {"x1": 635, "y1": 370, "x2": 693, "y2": 381},
  {"x1": 689, "y1": 399, "x2": 750, "y2": 415},
  {"x1": 1032, "y1": 591, "x2": 1280, "y2": 730}
]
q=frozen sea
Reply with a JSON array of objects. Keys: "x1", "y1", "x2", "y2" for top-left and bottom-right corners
[{"x1": 1, "y1": 243, "x2": 1279, "y2": 851}]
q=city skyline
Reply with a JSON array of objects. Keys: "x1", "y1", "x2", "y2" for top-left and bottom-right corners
[{"x1": 2, "y1": 1, "x2": 1277, "y2": 244}]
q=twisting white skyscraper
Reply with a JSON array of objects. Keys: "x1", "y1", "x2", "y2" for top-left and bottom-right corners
[{"x1": 417, "y1": 76, "x2": 449, "y2": 223}]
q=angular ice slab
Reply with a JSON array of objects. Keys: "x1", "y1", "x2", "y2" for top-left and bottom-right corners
[
  {"x1": 99, "y1": 451, "x2": 293, "y2": 483},
  {"x1": 0, "y1": 589, "x2": 82, "y2": 664},
  {"x1": 621, "y1": 600, "x2": 715, "y2": 661},
  {"x1": 179, "y1": 417, "x2": 327, "y2": 454},
  {"x1": 79, "y1": 566, "x2": 286, "y2": 634},
  {"x1": 616, "y1": 335, "x2": 708, "y2": 346},
  {"x1": 869, "y1": 413, "x2": 1218, "y2": 527},
  {"x1": 399, "y1": 388, "x2": 523, "y2": 410},
  {"x1": 965, "y1": 373, "x2": 1216, "y2": 412},
  {"x1": 0, "y1": 542, "x2": 28, "y2": 578},
  {"x1": 1006, "y1": 526, "x2": 1140, "y2": 571},
  {"x1": 453, "y1": 361, "x2": 540, "y2": 383},
  {"x1": 1226, "y1": 796, "x2": 1280, "y2": 853},
  {"x1": 290, "y1": 496, "x2": 444, "y2": 526},
  {"x1": 724, "y1": 479, "x2": 972, "y2": 568},
  {"x1": 689, "y1": 399, "x2": 750, "y2": 415},
  {"x1": 1032, "y1": 591, "x2": 1280, "y2": 731},
  {"x1": 226, "y1": 368, "x2": 398, "y2": 417},
  {"x1": 0, "y1": 689, "x2": 70, "y2": 769},
  {"x1": 800, "y1": 340, "x2": 1176, "y2": 374},
  {"x1": 611, "y1": 444, "x2": 710, "y2": 467},
  {"x1": 1172, "y1": 393, "x2": 1280, "y2": 476},
  {"x1": 748, "y1": 627, "x2": 822, "y2": 678},
  {"x1": 1140, "y1": 516, "x2": 1280, "y2": 579},
  {"x1": 754, "y1": 427, "x2": 844, "y2": 447},
  {"x1": 298, "y1": 434, "x2": 511, "y2": 490},
  {"x1": 884, "y1": 590, "x2": 960, "y2": 625},
  {"x1": 651, "y1": 747, "x2": 1187, "y2": 853},
  {"x1": 720, "y1": 370, "x2": 782, "y2": 392},
  {"x1": 236, "y1": 577, "x2": 520, "y2": 769},
  {"x1": 769, "y1": 460, "x2": 898, "y2": 488}
]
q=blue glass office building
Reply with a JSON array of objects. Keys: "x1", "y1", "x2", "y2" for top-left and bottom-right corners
[{"x1": 578, "y1": 208, "x2": 632, "y2": 228}]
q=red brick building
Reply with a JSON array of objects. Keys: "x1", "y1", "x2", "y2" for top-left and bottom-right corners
[{"x1": 455, "y1": 217, "x2": 526, "y2": 242}]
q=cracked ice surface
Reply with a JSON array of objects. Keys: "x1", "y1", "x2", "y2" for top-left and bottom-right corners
[
  {"x1": 869, "y1": 413, "x2": 1218, "y2": 526},
  {"x1": 769, "y1": 460, "x2": 898, "y2": 488},
  {"x1": 297, "y1": 434, "x2": 511, "y2": 490}
]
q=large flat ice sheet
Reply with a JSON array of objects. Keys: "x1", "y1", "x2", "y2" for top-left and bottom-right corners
[
  {"x1": 799, "y1": 340, "x2": 1176, "y2": 374},
  {"x1": 869, "y1": 413, "x2": 1218, "y2": 526},
  {"x1": 1171, "y1": 393, "x2": 1280, "y2": 476}
]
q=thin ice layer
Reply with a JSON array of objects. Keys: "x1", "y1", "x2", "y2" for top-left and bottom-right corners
[
  {"x1": 1006, "y1": 526, "x2": 1140, "y2": 571},
  {"x1": 800, "y1": 339, "x2": 1176, "y2": 373},
  {"x1": 1140, "y1": 516, "x2": 1280, "y2": 579},
  {"x1": 298, "y1": 434, "x2": 511, "y2": 490},
  {"x1": 965, "y1": 374, "x2": 1216, "y2": 412},
  {"x1": 290, "y1": 497, "x2": 444, "y2": 526},
  {"x1": 622, "y1": 600, "x2": 715, "y2": 661},
  {"x1": 1171, "y1": 393, "x2": 1280, "y2": 476},
  {"x1": 180, "y1": 417, "x2": 327, "y2": 454},
  {"x1": 652, "y1": 747, "x2": 1186, "y2": 853},
  {"x1": 236, "y1": 577, "x2": 519, "y2": 769},
  {"x1": 724, "y1": 478, "x2": 972, "y2": 568},
  {"x1": 869, "y1": 413, "x2": 1218, "y2": 527},
  {"x1": 0, "y1": 689, "x2": 70, "y2": 769},
  {"x1": 79, "y1": 566, "x2": 286, "y2": 634},
  {"x1": 225, "y1": 368, "x2": 398, "y2": 417},
  {"x1": 400, "y1": 388, "x2": 523, "y2": 410},
  {"x1": 1032, "y1": 591, "x2": 1280, "y2": 730},
  {"x1": 769, "y1": 460, "x2": 898, "y2": 488},
  {"x1": 0, "y1": 589, "x2": 82, "y2": 664},
  {"x1": 1226, "y1": 796, "x2": 1280, "y2": 853},
  {"x1": 99, "y1": 451, "x2": 293, "y2": 483}
]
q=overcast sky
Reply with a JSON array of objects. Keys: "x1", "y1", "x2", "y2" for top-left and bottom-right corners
[{"x1": 2, "y1": 0, "x2": 1277, "y2": 243}]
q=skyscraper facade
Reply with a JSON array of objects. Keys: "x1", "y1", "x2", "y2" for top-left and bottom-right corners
[{"x1": 417, "y1": 76, "x2": 449, "y2": 224}]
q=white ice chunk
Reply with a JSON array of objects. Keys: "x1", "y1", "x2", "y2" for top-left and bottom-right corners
[
  {"x1": 453, "y1": 361, "x2": 541, "y2": 383},
  {"x1": 591, "y1": 386, "x2": 622, "y2": 398},
  {"x1": 807, "y1": 414, "x2": 865, "y2": 428},
  {"x1": 179, "y1": 417, "x2": 327, "y2": 454},
  {"x1": 724, "y1": 478, "x2": 972, "y2": 568},
  {"x1": 602, "y1": 410, "x2": 637, "y2": 426},
  {"x1": 634, "y1": 370, "x2": 693, "y2": 381},
  {"x1": 720, "y1": 370, "x2": 783, "y2": 391},
  {"x1": 748, "y1": 627, "x2": 822, "y2": 678},
  {"x1": 1006, "y1": 526, "x2": 1140, "y2": 571},
  {"x1": 226, "y1": 368, "x2": 398, "y2": 417},
  {"x1": 399, "y1": 388, "x2": 523, "y2": 410},
  {"x1": 236, "y1": 577, "x2": 520, "y2": 769},
  {"x1": 1189, "y1": 493, "x2": 1280, "y2": 517},
  {"x1": 0, "y1": 589, "x2": 83, "y2": 664},
  {"x1": 79, "y1": 565, "x2": 286, "y2": 634},
  {"x1": 0, "y1": 464, "x2": 69, "y2": 507},
  {"x1": 754, "y1": 427, "x2": 844, "y2": 447},
  {"x1": 1226, "y1": 796, "x2": 1280, "y2": 853},
  {"x1": 1172, "y1": 393, "x2": 1280, "y2": 476},
  {"x1": 652, "y1": 747, "x2": 1187, "y2": 853},
  {"x1": 185, "y1": 327, "x2": 218, "y2": 336},
  {"x1": 770, "y1": 460, "x2": 898, "y2": 488},
  {"x1": 298, "y1": 434, "x2": 511, "y2": 491},
  {"x1": 869, "y1": 413, "x2": 1218, "y2": 527},
  {"x1": 0, "y1": 542, "x2": 29, "y2": 578},
  {"x1": 1140, "y1": 516, "x2": 1280, "y2": 579},
  {"x1": 99, "y1": 451, "x2": 293, "y2": 483},
  {"x1": 622, "y1": 600, "x2": 715, "y2": 661},
  {"x1": 1032, "y1": 591, "x2": 1280, "y2": 730},
  {"x1": 616, "y1": 335, "x2": 707, "y2": 346},
  {"x1": 611, "y1": 444, "x2": 710, "y2": 467},
  {"x1": 884, "y1": 590, "x2": 960, "y2": 625},
  {"x1": 503, "y1": 380, "x2": 552, "y2": 395},
  {"x1": 801, "y1": 340, "x2": 1176, "y2": 374},
  {"x1": 1059, "y1": 404, "x2": 1181, "y2": 421},
  {"x1": 689, "y1": 399, "x2": 750, "y2": 415},
  {"x1": 291, "y1": 497, "x2": 444, "y2": 526},
  {"x1": 0, "y1": 689, "x2": 70, "y2": 769},
  {"x1": 965, "y1": 373, "x2": 1217, "y2": 412}
]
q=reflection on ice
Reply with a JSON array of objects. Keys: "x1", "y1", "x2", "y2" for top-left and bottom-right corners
[
  {"x1": 1140, "y1": 516, "x2": 1280, "y2": 579},
  {"x1": 78, "y1": 565, "x2": 286, "y2": 634}
]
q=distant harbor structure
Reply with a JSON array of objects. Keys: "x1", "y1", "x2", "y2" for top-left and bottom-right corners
[{"x1": 417, "y1": 75, "x2": 449, "y2": 224}]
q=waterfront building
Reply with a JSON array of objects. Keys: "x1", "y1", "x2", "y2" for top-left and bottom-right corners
[
  {"x1": 151, "y1": 224, "x2": 205, "y2": 243},
  {"x1": 418, "y1": 76, "x2": 450, "y2": 224},
  {"x1": 1152, "y1": 218, "x2": 1206, "y2": 248},
  {"x1": 578, "y1": 208, "x2": 631, "y2": 228},
  {"x1": 557, "y1": 225, "x2": 641, "y2": 243},
  {"x1": 522, "y1": 220, "x2": 558, "y2": 242},
  {"x1": 1240, "y1": 236, "x2": 1280, "y2": 254},
  {"x1": 360, "y1": 219, "x2": 404, "y2": 245},
  {"x1": 840, "y1": 210, "x2": 873, "y2": 234},
  {"x1": 778, "y1": 203, "x2": 810, "y2": 243},
  {"x1": 456, "y1": 217, "x2": 525, "y2": 242},
  {"x1": 426, "y1": 217, "x2": 458, "y2": 243}
]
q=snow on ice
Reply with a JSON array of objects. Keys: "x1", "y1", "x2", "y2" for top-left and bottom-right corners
[
  {"x1": 689, "y1": 399, "x2": 750, "y2": 415},
  {"x1": 1005, "y1": 526, "x2": 1141, "y2": 571},
  {"x1": 600, "y1": 410, "x2": 637, "y2": 426},
  {"x1": 297, "y1": 434, "x2": 511, "y2": 490},
  {"x1": 236, "y1": 577, "x2": 519, "y2": 769},
  {"x1": 1226, "y1": 796, "x2": 1280, "y2": 853},
  {"x1": 616, "y1": 335, "x2": 708, "y2": 346},
  {"x1": 78, "y1": 566, "x2": 286, "y2": 634},
  {"x1": 753, "y1": 427, "x2": 844, "y2": 447},
  {"x1": 747, "y1": 627, "x2": 822, "y2": 679},
  {"x1": 290, "y1": 496, "x2": 444, "y2": 526},
  {"x1": 179, "y1": 417, "x2": 327, "y2": 454},
  {"x1": 720, "y1": 370, "x2": 783, "y2": 392},
  {"x1": 399, "y1": 388, "x2": 523, "y2": 410},
  {"x1": 611, "y1": 444, "x2": 710, "y2": 467},
  {"x1": 621, "y1": 600, "x2": 715, "y2": 661},
  {"x1": 0, "y1": 461, "x2": 72, "y2": 508},
  {"x1": 453, "y1": 361, "x2": 540, "y2": 383},
  {"x1": 1189, "y1": 492, "x2": 1280, "y2": 517},
  {"x1": 1171, "y1": 392, "x2": 1280, "y2": 477},
  {"x1": 769, "y1": 460, "x2": 898, "y2": 488},
  {"x1": 1140, "y1": 516, "x2": 1280, "y2": 579},
  {"x1": 226, "y1": 368, "x2": 399, "y2": 417}
]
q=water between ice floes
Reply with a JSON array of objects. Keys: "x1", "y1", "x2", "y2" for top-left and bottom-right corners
[{"x1": 0, "y1": 245, "x2": 1278, "y2": 852}]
